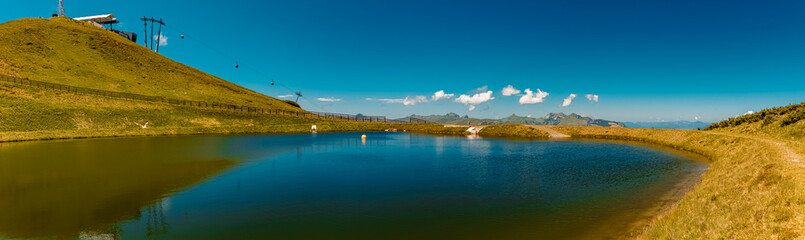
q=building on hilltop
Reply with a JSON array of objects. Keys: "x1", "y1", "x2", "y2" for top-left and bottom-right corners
[{"x1": 73, "y1": 14, "x2": 137, "y2": 43}]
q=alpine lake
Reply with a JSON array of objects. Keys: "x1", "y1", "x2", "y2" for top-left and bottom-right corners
[{"x1": 0, "y1": 132, "x2": 707, "y2": 239}]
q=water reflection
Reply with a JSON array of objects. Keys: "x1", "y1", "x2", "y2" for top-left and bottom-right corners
[
  {"x1": 0, "y1": 133, "x2": 706, "y2": 239},
  {"x1": 0, "y1": 135, "x2": 313, "y2": 239},
  {"x1": 144, "y1": 199, "x2": 169, "y2": 237}
]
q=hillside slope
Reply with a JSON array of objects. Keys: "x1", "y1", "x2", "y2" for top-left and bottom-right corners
[
  {"x1": 545, "y1": 101, "x2": 805, "y2": 238},
  {"x1": 0, "y1": 17, "x2": 299, "y2": 111},
  {"x1": 624, "y1": 121, "x2": 712, "y2": 130},
  {"x1": 705, "y1": 102, "x2": 805, "y2": 137}
]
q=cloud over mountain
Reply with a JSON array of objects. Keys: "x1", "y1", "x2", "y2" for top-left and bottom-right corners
[
  {"x1": 431, "y1": 90, "x2": 454, "y2": 101},
  {"x1": 518, "y1": 88, "x2": 549, "y2": 104},
  {"x1": 377, "y1": 98, "x2": 403, "y2": 103},
  {"x1": 562, "y1": 94, "x2": 577, "y2": 107},
  {"x1": 455, "y1": 90, "x2": 494, "y2": 111},
  {"x1": 501, "y1": 85, "x2": 521, "y2": 96},
  {"x1": 455, "y1": 91, "x2": 494, "y2": 105},
  {"x1": 403, "y1": 96, "x2": 428, "y2": 105}
]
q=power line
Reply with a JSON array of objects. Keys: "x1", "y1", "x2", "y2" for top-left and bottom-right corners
[
  {"x1": 162, "y1": 24, "x2": 302, "y2": 95},
  {"x1": 157, "y1": 24, "x2": 339, "y2": 113},
  {"x1": 299, "y1": 96, "x2": 329, "y2": 112}
]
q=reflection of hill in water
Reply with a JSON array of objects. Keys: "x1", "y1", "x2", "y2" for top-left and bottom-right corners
[
  {"x1": 0, "y1": 137, "x2": 239, "y2": 239},
  {"x1": 0, "y1": 133, "x2": 360, "y2": 239}
]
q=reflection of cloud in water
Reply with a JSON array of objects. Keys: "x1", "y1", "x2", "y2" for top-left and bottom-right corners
[{"x1": 434, "y1": 136, "x2": 444, "y2": 156}]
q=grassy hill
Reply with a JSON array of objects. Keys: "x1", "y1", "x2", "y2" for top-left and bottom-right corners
[
  {"x1": 705, "y1": 102, "x2": 805, "y2": 137},
  {"x1": 624, "y1": 121, "x2": 712, "y2": 130},
  {"x1": 402, "y1": 112, "x2": 625, "y2": 127},
  {"x1": 0, "y1": 17, "x2": 419, "y2": 141},
  {"x1": 546, "y1": 101, "x2": 805, "y2": 239},
  {"x1": 0, "y1": 17, "x2": 299, "y2": 111},
  {"x1": 0, "y1": 17, "x2": 485, "y2": 142}
]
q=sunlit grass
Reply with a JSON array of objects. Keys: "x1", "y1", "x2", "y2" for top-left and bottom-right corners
[
  {"x1": 0, "y1": 17, "x2": 301, "y2": 112},
  {"x1": 478, "y1": 124, "x2": 550, "y2": 138},
  {"x1": 550, "y1": 126, "x2": 804, "y2": 239}
]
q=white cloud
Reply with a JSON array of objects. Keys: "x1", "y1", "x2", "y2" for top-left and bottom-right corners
[
  {"x1": 743, "y1": 110, "x2": 754, "y2": 116},
  {"x1": 455, "y1": 91, "x2": 495, "y2": 105},
  {"x1": 317, "y1": 97, "x2": 341, "y2": 102},
  {"x1": 694, "y1": 116, "x2": 701, "y2": 121},
  {"x1": 468, "y1": 105, "x2": 476, "y2": 111},
  {"x1": 153, "y1": 34, "x2": 168, "y2": 46},
  {"x1": 561, "y1": 94, "x2": 577, "y2": 107},
  {"x1": 475, "y1": 86, "x2": 488, "y2": 93},
  {"x1": 372, "y1": 96, "x2": 427, "y2": 106},
  {"x1": 527, "y1": 115, "x2": 532, "y2": 118},
  {"x1": 585, "y1": 94, "x2": 599, "y2": 102},
  {"x1": 501, "y1": 85, "x2": 521, "y2": 96},
  {"x1": 518, "y1": 88, "x2": 549, "y2": 104},
  {"x1": 431, "y1": 90, "x2": 454, "y2": 101},
  {"x1": 378, "y1": 98, "x2": 404, "y2": 103},
  {"x1": 403, "y1": 96, "x2": 428, "y2": 106},
  {"x1": 278, "y1": 94, "x2": 294, "y2": 98}
]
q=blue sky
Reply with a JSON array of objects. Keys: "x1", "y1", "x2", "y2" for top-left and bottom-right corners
[{"x1": 3, "y1": 0, "x2": 805, "y2": 122}]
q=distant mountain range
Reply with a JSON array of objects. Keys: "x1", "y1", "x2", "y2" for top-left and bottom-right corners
[
  {"x1": 623, "y1": 121, "x2": 712, "y2": 130},
  {"x1": 397, "y1": 112, "x2": 625, "y2": 127}
]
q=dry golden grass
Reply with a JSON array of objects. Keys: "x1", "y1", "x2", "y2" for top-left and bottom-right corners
[{"x1": 549, "y1": 126, "x2": 804, "y2": 239}]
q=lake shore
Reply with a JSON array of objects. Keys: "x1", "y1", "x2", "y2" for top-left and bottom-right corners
[
  {"x1": 549, "y1": 126, "x2": 804, "y2": 239},
  {"x1": 0, "y1": 124, "x2": 801, "y2": 239}
]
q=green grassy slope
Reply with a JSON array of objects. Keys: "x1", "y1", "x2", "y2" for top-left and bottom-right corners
[
  {"x1": 0, "y1": 17, "x2": 480, "y2": 142},
  {"x1": 705, "y1": 102, "x2": 805, "y2": 138},
  {"x1": 0, "y1": 17, "x2": 299, "y2": 111},
  {"x1": 0, "y1": 80, "x2": 469, "y2": 142}
]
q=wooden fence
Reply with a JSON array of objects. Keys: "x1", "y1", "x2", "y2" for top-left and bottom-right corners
[{"x1": 0, "y1": 75, "x2": 430, "y2": 124}]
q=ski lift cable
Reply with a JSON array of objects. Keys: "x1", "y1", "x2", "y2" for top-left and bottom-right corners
[
  {"x1": 299, "y1": 96, "x2": 329, "y2": 112},
  {"x1": 161, "y1": 25, "x2": 336, "y2": 113},
  {"x1": 162, "y1": 25, "x2": 302, "y2": 94}
]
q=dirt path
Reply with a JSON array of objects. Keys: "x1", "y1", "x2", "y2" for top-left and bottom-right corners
[{"x1": 527, "y1": 125, "x2": 571, "y2": 138}]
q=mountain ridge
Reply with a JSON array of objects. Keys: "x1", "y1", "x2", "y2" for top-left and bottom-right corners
[{"x1": 399, "y1": 112, "x2": 625, "y2": 127}]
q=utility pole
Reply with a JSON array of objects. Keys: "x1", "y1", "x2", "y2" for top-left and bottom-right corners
[
  {"x1": 139, "y1": 17, "x2": 166, "y2": 52},
  {"x1": 150, "y1": 18, "x2": 154, "y2": 50},
  {"x1": 57, "y1": 0, "x2": 65, "y2": 17},
  {"x1": 156, "y1": 19, "x2": 163, "y2": 52},
  {"x1": 143, "y1": 17, "x2": 148, "y2": 49}
]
